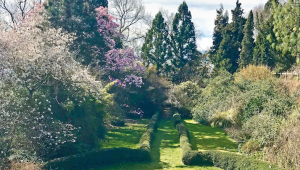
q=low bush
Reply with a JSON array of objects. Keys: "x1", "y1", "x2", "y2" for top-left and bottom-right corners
[
  {"x1": 182, "y1": 150, "x2": 211, "y2": 166},
  {"x1": 110, "y1": 118, "x2": 126, "y2": 127},
  {"x1": 182, "y1": 150, "x2": 284, "y2": 169},
  {"x1": 209, "y1": 109, "x2": 240, "y2": 128},
  {"x1": 241, "y1": 140, "x2": 261, "y2": 154},
  {"x1": 44, "y1": 148, "x2": 151, "y2": 170},
  {"x1": 139, "y1": 111, "x2": 160, "y2": 151}
]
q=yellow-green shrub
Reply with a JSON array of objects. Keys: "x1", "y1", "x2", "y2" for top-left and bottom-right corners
[
  {"x1": 209, "y1": 109, "x2": 241, "y2": 128},
  {"x1": 235, "y1": 65, "x2": 273, "y2": 83},
  {"x1": 241, "y1": 140, "x2": 261, "y2": 154}
]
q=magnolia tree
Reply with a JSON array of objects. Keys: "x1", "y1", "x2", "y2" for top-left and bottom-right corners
[{"x1": 0, "y1": 3, "x2": 104, "y2": 163}]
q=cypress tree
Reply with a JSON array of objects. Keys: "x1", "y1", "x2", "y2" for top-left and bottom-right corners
[
  {"x1": 239, "y1": 10, "x2": 255, "y2": 68},
  {"x1": 142, "y1": 12, "x2": 171, "y2": 76},
  {"x1": 45, "y1": 0, "x2": 109, "y2": 67},
  {"x1": 215, "y1": 0, "x2": 246, "y2": 73},
  {"x1": 253, "y1": 12, "x2": 276, "y2": 68},
  {"x1": 210, "y1": 4, "x2": 229, "y2": 65},
  {"x1": 170, "y1": 1, "x2": 199, "y2": 82}
]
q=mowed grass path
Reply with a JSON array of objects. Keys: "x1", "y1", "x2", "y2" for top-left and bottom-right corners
[
  {"x1": 185, "y1": 120, "x2": 238, "y2": 152},
  {"x1": 100, "y1": 119, "x2": 150, "y2": 149},
  {"x1": 95, "y1": 119, "x2": 221, "y2": 170}
]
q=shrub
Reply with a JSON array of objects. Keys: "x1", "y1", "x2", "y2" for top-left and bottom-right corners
[
  {"x1": 192, "y1": 71, "x2": 240, "y2": 125},
  {"x1": 264, "y1": 109, "x2": 300, "y2": 169},
  {"x1": 242, "y1": 114, "x2": 282, "y2": 147},
  {"x1": 139, "y1": 112, "x2": 160, "y2": 152},
  {"x1": 183, "y1": 150, "x2": 284, "y2": 169},
  {"x1": 209, "y1": 109, "x2": 240, "y2": 128},
  {"x1": 167, "y1": 81, "x2": 202, "y2": 117},
  {"x1": 182, "y1": 150, "x2": 211, "y2": 166},
  {"x1": 235, "y1": 65, "x2": 273, "y2": 83},
  {"x1": 44, "y1": 148, "x2": 151, "y2": 170},
  {"x1": 110, "y1": 118, "x2": 126, "y2": 127},
  {"x1": 241, "y1": 140, "x2": 261, "y2": 154}
]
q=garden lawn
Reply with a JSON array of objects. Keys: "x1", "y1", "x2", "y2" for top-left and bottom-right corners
[
  {"x1": 94, "y1": 119, "x2": 221, "y2": 170},
  {"x1": 185, "y1": 119, "x2": 238, "y2": 152},
  {"x1": 100, "y1": 119, "x2": 150, "y2": 149}
]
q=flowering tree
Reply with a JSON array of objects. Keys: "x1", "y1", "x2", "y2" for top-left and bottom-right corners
[
  {"x1": 0, "y1": 3, "x2": 105, "y2": 163},
  {"x1": 94, "y1": 6, "x2": 146, "y2": 117},
  {"x1": 95, "y1": 6, "x2": 145, "y2": 88}
]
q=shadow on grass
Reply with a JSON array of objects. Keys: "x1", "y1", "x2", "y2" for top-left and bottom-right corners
[
  {"x1": 101, "y1": 120, "x2": 149, "y2": 149},
  {"x1": 185, "y1": 120, "x2": 238, "y2": 152}
]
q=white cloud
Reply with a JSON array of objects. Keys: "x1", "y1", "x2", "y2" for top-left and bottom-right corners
[{"x1": 144, "y1": 0, "x2": 268, "y2": 50}]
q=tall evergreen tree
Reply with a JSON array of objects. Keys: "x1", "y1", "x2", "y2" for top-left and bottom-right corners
[
  {"x1": 253, "y1": 12, "x2": 276, "y2": 68},
  {"x1": 239, "y1": 10, "x2": 255, "y2": 68},
  {"x1": 210, "y1": 4, "x2": 229, "y2": 65},
  {"x1": 215, "y1": 0, "x2": 246, "y2": 73},
  {"x1": 45, "y1": 0, "x2": 109, "y2": 67},
  {"x1": 141, "y1": 12, "x2": 171, "y2": 76},
  {"x1": 170, "y1": 1, "x2": 199, "y2": 81},
  {"x1": 253, "y1": 0, "x2": 295, "y2": 71}
]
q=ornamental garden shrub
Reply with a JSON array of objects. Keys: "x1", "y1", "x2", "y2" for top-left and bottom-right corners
[{"x1": 139, "y1": 112, "x2": 160, "y2": 152}]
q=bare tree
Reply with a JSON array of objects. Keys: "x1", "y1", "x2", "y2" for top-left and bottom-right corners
[
  {"x1": 108, "y1": 0, "x2": 151, "y2": 40},
  {"x1": 0, "y1": 0, "x2": 43, "y2": 28}
]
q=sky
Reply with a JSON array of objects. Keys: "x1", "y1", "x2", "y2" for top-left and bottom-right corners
[{"x1": 144, "y1": 0, "x2": 268, "y2": 51}]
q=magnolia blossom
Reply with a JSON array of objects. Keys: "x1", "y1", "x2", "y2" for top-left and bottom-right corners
[{"x1": 0, "y1": 3, "x2": 102, "y2": 162}]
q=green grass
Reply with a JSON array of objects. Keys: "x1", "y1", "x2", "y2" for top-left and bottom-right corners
[
  {"x1": 94, "y1": 120, "x2": 221, "y2": 170},
  {"x1": 185, "y1": 119, "x2": 238, "y2": 152},
  {"x1": 100, "y1": 119, "x2": 150, "y2": 149}
]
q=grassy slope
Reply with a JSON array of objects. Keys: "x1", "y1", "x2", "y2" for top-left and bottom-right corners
[
  {"x1": 95, "y1": 120, "x2": 220, "y2": 170},
  {"x1": 185, "y1": 120, "x2": 238, "y2": 152}
]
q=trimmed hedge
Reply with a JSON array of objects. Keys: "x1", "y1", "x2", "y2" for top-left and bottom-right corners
[
  {"x1": 173, "y1": 113, "x2": 194, "y2": 164},
  {"x1": 183, "y1": 150, "x2": 285, "y2": 170},
  {"x1": 44, "y1": 148, "x2": 151, "y2": 170},
  {"x1": 139, "y1": 111, "x2": 160, "y2": 151},
  {"x1": 172, "y1": 113, "x2": 283, "y2": 169},
  {"x1": 44, "y1": 112, "x2": 161, "y2": 170}
]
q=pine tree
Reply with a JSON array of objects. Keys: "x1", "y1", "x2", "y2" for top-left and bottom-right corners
[
  {"x1": 210, "y1": 4, "x2": 229, "y2": 65},
  {"x1": 141, "y1": 12, "x2": 171, "y2": 76},
  {"x1": 170, "y1": 1, "x2": 199, "y2": 81},
  {"x1": 45, "y1": 0, "x2": 109, "y2": 66},
  {"x1": 239, "y1": 10, "x2": 255, "y2": 68},
  {"x1": 271, "y1": 0, "x2": 300, "y2": 66}
]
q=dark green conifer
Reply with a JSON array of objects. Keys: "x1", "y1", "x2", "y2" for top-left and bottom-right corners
[
  {"x1": 142, "y1": 12, "x2": 171, "y2": 76},
  {"x1": 239, "y1": 10, "x2": 255, "y2": 68},
  {"x1": 215, "y1": 0, "x2": 246, "y2": 73},
  {"x1": 210, "y1": 4, "x2": 229, "y2": 70},
  {"x1": 170, "y1": 1, "x2": 199, "y2": 81},
  {"x1": 45, "y1": 0, "x2": 109, "y2": 66}
]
